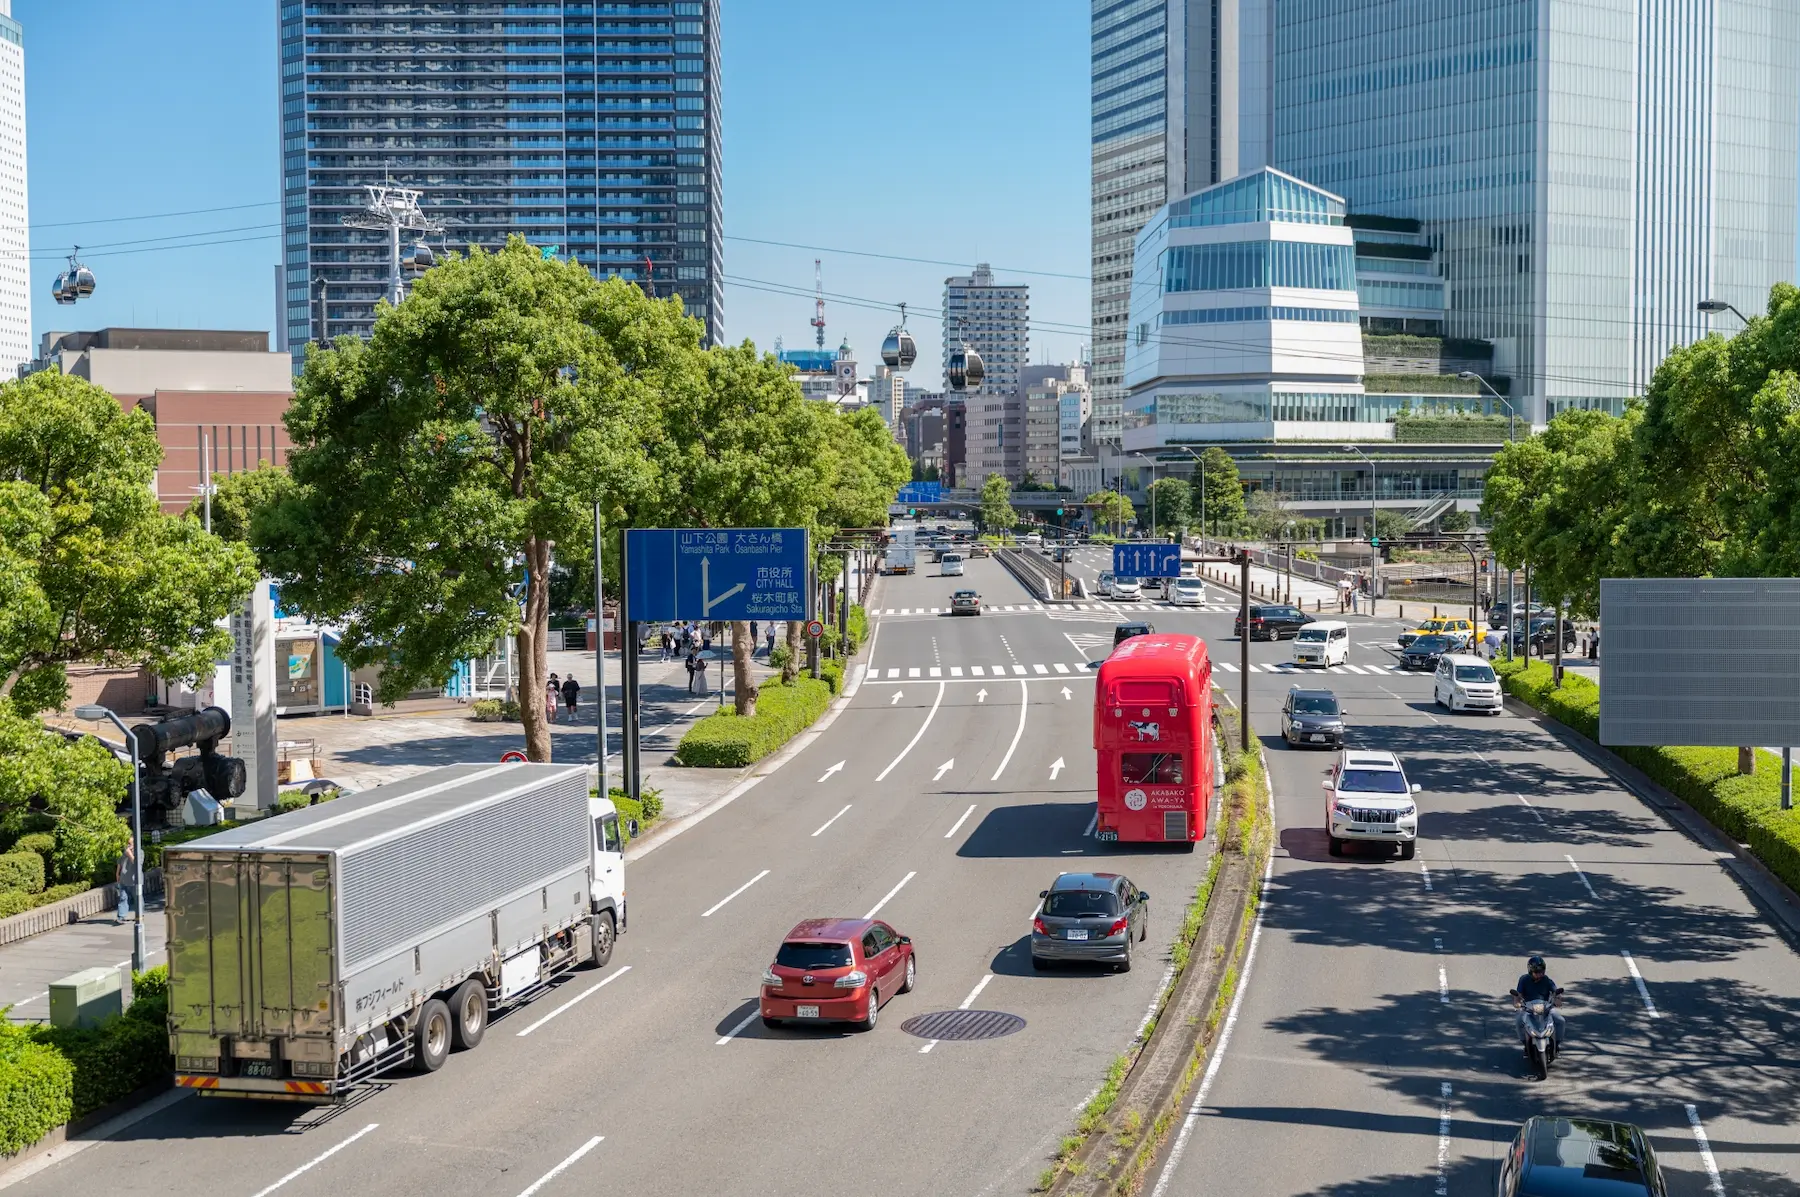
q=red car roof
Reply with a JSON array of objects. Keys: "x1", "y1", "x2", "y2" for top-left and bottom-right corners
[{"x1": 783, "y1": 918, "x2": 877, "y2": 942}]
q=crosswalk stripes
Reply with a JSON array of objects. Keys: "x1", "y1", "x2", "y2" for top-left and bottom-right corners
[
  {"x1": 870, "y1": 662, "x2": 1097, "y2": 679},
  {"x1": 872, "y1": 601, "x2": 1237, "y2": 617},
  {"x1": 1216, "y1": 661, "x2": 1418, "y2": 677}
]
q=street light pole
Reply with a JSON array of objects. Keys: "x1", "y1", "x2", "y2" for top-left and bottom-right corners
[
  {"x1": 1345, "y1": 444, "x2": 1379, "y2": 617},
  {"x1": 73, "y1": 705, "x2": 146, "y2": 973},
  {"x1": 1456, "y1": 371, "x2": 1521, "y2": 443},
  {"x1": 1697, "y1": 298, "x2": 1750, "y2": 325}
]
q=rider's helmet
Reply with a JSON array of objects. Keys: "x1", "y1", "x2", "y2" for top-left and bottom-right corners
[{"x1": 1526, "y1": 955, "x2": 1546, "y2": 974}]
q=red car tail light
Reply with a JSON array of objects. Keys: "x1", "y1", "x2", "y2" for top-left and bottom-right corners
[
  {"x1": 1032, "y1": 916, "x2": 1048, "y2": 936},
  {"x1": 1107, "y1": 916, "x2": 1130, "y2": 936}
]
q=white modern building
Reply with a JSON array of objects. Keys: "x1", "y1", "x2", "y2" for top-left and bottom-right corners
[
  {"x1": 0, "y1": 2, "x2": 26, "y2": 374},
  {"x1": 943, "y1": 264, "x2": 1029, "y2": 488}
]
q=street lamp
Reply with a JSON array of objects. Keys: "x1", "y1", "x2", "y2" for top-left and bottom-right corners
[
  {"x1": 1456, "y1": 372, "x2": 1522, "y2": 443},
  {"x1": 72, "y1": 704, "x2": 146, "y2": 972},
  {"x1": 1344, "y1": 444, "x2": 1380, "y2": 616},
  {"x1": 1697, "y1": 298, "x2": 1749, "y2": 324}
]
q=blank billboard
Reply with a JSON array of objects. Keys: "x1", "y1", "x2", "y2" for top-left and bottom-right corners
[{"x1": 1599, "y1": 578, "x2": 1800, "y2": 746}]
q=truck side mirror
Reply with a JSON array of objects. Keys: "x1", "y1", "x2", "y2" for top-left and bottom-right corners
[{"x1": 625, "y1": 818, "x2": 639, "y2": 838}]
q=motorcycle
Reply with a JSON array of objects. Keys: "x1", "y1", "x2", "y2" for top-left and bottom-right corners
[{"x1": 1511, "y1": 988, "x2": 1564, "y2": 1080}]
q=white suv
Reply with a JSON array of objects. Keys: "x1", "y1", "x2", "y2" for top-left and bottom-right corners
[
  {"x1": 1433, "y1": 653, "x2": 1502, "y2": 714},
  {"x1": 1170, "y1": 577, "x2": 1206, "y2": 606},
  {"x1": 1112, "y1": 579, "x2": 1142, "y2": 601},
  {"x1": 1323, "y1": 750, "x2": 1421, "y2": 859}
]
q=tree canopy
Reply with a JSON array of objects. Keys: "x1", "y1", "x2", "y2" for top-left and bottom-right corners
[
  {"x1": 1146, "y1": 477, "x2": 1191, "y2": 536},
  {"x1": 1085, "y1": 489, "x2": 1133, "y2": 532},
  {"x1": 981, "y1": 474, "x2": 1018, "y2": 533},
  {"x1": 1190, "y1": 447, "x2": 1246, "y2": 531},
  {"x1": 186, "y1": 461, "x2": 297, "y2": 547}
]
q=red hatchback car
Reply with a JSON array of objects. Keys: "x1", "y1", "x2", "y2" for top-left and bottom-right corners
[{"x1": 761, "y1": 918, "x2": 916, "y2": 1031}]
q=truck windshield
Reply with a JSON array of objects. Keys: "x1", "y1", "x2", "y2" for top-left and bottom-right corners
[{"x1": 775, "y1": 942, "x2": 853, "y2": 969}]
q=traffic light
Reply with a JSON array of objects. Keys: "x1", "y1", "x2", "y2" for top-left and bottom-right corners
[
  {"x1": 1370, "y1": 537, "x2": 1381, "y2": 547},
  {"x1": 1056, "y1": 506, "x2": 1064, "y2": 516}
]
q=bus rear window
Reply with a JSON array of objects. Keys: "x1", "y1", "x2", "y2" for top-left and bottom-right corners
[
  {"x1": 1123, "y1": 753, "x2": 1184, "y2": 784},
  {"x1": 1116, "y1": 680, "x2": 1178, "y2": 704}
]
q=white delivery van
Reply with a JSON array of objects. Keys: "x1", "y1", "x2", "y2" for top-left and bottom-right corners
[
  {"x1": 1293, "y1": 620, "x2": 1350, "y2": 667},
  {"x1": 940, "y1": 552, "x2": 965, "y2": 576}
]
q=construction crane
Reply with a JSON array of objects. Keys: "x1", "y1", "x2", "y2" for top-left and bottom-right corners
[{"x1": 810, "y1": 258, "x2": 827, "y2": 349}]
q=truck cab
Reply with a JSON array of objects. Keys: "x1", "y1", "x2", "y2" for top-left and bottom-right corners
[{"x1": 589, "y1": 793, "x2": 627, "y2": 932}]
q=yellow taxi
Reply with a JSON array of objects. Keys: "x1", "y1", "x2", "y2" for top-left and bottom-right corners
[{"x1": 1397, "y1": 617, "x2": 1476, "y2": 650}]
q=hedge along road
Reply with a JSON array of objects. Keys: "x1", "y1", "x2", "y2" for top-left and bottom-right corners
[
  {"x1": 1138, "y1": 618, "x2": 1800, "y2": 1196},
  {"x1": 8, "y1": 555, "x2": 1218, "y2": 1197}
]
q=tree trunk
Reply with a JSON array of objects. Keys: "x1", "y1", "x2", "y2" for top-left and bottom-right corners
[
  {"x1": 782, "y1": 620, "x2": 802, "y2": 684},
  {"x1": 518, "y1": 535, "x2": 554, "y2": 762},
  {"x1": 731, "y1": 619, "x2": 757, "y2": 715}
]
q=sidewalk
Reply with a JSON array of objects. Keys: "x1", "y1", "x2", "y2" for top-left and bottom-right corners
[{"x1": 0, "y1": 902, "x2": 167, "y2": 1023}]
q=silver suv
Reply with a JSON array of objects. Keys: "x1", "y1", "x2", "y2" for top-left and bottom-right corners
[{"x1": 1323, "y1": 750, "x2": 1421, "y2": 859}]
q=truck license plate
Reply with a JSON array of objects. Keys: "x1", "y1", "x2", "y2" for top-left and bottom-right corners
[
  {"x1": 796, "y1": 1005, "x2": 820, "y2": 1019},
  {"x1": 1066, "y1": 929, "x2": 1088, "y2": 941},
  {"x1": 240, "y1": 1060, "x2": 275, "y2": 1079}
]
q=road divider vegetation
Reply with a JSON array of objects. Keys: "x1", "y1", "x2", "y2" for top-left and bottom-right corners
[
  {"x1": 1495, "y1": 657, "x2": 1800, "y2": 896},
  {"x1": 674, "y1": 676, "x2": 834, "y2": 768}
]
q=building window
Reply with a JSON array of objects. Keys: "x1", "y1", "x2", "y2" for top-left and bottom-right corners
[{"x1": 1161, "y1": 241, "x2": 1355, "y2": 292}]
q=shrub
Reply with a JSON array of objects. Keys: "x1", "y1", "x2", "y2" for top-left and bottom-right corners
[
  {"x1": 768, "y1": 643, "x2": 793, "y2": 673},
  {"x1": 0, "y1": 1025, "x2": 73, "y2": 1155},
  {"x1": 277, "y1": 786, "x2": 342, "y2": 814},
  {"x1": 469, "y1": 698, "x2": 520, "y2": 723},
  {"x1": 0, "y1": 852, "x2": 44, "y2": 895},
  {"x1": 601, "y1": 786, "x2": 664, "y2": 843},
  {"x1": 675, "y1": 677, "x2": 833, "y2": 768},
  {"x1": 10, "y1": 833, "x2": 54, "y2": 876},
  {"x1": 0, "y1": 882, "x2": 92, "y2": 920},
  {"x1": 33, "y1": 969, "x2": 171, "y2": 1119},
  {"x1": 820, "y1": 659, "x2": 844, "y2": 694}
]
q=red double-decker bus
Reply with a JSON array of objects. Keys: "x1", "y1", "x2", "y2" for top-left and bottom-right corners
[{"x1": 1093, "y1": 634, "x2": 1215, "y2": 847}]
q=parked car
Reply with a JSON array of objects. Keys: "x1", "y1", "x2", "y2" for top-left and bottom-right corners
[
  {"x1": 1030, "y1": 872, "x2": 1149, "y2": 972},
  {"x1": 1168, "y1": 576, "x2": 1206, "y2": 606},
  {"x1": 951, "y1": 588, "x2": 982, "y2": 615},
  {"x1": 1397, "y1": 617, "x2": 1476, "y2": 650},
  {"x1": 1234, "y1": 603, "x2": 1314, "y2": 641},
  {"x1": 1323, "y1": 749, "x2": 1421, "y2": 859},
  {"x1": 760, "y1": 919, "x2": 915, "y2": 1031},
  {"x1": 1400, "y1": 633, "x2": 1456, "y2": 670},
  {"x1": 1113, "y1": 622, "x2": 1155, "y2": 648},
  {"x1": 1488, "y1": 600, "x2": 1551, "y2": 630},
  {"x1": 1499, "y1": 1116, "x2": 1667, "y2": 1197},
  {"x1": 1282, "y1": 687, "x2": 1345, "y2": 748},
  {"x1": 1433, "y1": 653, "x2": 1503, "y2": 714},
  {"x1": 1112, "y1": 579, "x2": 1143, "y2": 602}
]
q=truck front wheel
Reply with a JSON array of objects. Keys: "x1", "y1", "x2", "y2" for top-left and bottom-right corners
[
  {"x1": 588, "y1": 911, "x2": 616, "y2": 969},
  {"x1": 413, "y1": 999, "x2": 452, "y2": 1072},
  {"x1": 450, "y1": 979, "x2": 487, "y2": 1051}
]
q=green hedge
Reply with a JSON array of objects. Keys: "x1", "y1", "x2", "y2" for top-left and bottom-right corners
[
  {"x1": 0, "y1": 852, "x2": 44, "y2": 895},
  {"x1": 675, "y1": 677, "x2": 834, "y2": 768},
  {"x1": 1494, "y1": 658, "x2": 1800, "y2": 895},
  {"x1": 603, "y1": 786, "x2": 664, "y2": 844},
  {"x1": 0, "y1": 1026, "x2": 73, "y2": 1156},
  {"x1": 0, "y1": 883, "x2": 95, "y2": 919},
  {"x1": 9, "y1": 834, "x2": 55, "y2": 877}
]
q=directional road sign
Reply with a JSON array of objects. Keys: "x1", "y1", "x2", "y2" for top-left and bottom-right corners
[
  {"x1": 897, "y1": 482, "x2": 943, "y2": 505},
  {"x1": 1113, "y1": 542, "x2": 1182, "y2": 579},
  {"x1": 625, "y1": 528, "x2": 810, "y2": 623}
]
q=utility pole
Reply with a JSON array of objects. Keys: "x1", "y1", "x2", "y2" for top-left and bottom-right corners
[
  {"x1": 593, "y1": 505, "x2": 608, "y2": 795},
  {"x1": 1238, "y1": 551, "x2": 1251, "y2": 752}
]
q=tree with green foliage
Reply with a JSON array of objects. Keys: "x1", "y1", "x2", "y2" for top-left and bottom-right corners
[
  {"x1": 1372, "y1": 508, "x2": 1413, "y2": 544},
  {"x1": 0, "y1": 703, "x2": 130, "y2": 884},
  {"x1": 1438, "y1": 509, "x2": 1473, "y2": 533},
  {"x1": 1190, "y1": 446, "x2": 1246, "y2": 534},
  {"x1": 1146, "y1": 477, "x2": 1191, "y2": 538},
  {"x1": 1085, "y1": 489, "x2": 1133, "y2": 534},
  {"x1": 981, "y1": 474, "x2": 1018, "y2": 533},
  {"x1": 0, "y1": 371, "x2": 258, "y2": 716},
  {"x1": 256, "y1": 238, "x2": 683, "y2": 762},
  {"x1": 185, "y1": 461, "x2": 297, "y2": 547}
]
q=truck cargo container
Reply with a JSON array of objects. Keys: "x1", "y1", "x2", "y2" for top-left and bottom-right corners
[{"x1": 164, "y1": 763, "x2": 625, "y2": 1101}]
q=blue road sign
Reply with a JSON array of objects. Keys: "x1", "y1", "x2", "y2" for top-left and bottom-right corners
[
  {"x1": 1113, "y1": 542, "x2": 1182, "y2": 579},
  {"x1": 625, "y1": 528, "x2": 810, "y2": 623},
  {"x1": 897, "y1": 482, "x2": 943, "y2": 505}
]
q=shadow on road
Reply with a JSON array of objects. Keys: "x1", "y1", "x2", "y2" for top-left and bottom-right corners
[{"x1": 956, "y1": 803, "x2": 1202, "y2": 859}]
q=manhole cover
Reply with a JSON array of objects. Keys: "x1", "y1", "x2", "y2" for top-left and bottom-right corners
[{"x1": 898, "y1": 1009, "x2": 1026, "y2": 1041}]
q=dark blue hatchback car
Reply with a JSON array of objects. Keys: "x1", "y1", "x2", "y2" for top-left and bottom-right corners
[{"x1": 1499, "y1": 1117, "x2": 1666, "y2": 1197}]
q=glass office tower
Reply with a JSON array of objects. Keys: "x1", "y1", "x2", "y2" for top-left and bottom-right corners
[
  {"x1": 279, "y1": 1, "x2": 724, "y2": 362},
  {"x1": 1265, "y1": 0, "x2": 1798, "y2": 421}
]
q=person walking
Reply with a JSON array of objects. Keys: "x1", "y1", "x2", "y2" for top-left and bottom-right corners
[
  {"x1": 561, "y1": 675, "x2": 580, "y2": 720},
  {"x1": 685, "y1": 651, "x2": 700, "y2": 694},
  {"x1": 766, "y1": 625, "x2": 777, "y2": 656},
  {"x1": 1589, "y1": 629, "x2": 1600, "y2": 661},
  {"x1": 750, "y1": 620, "x2": 759, "y2": 645},
  {"x1": 114, "y1": 840, "x2": 139, "y2": 926},
  {"x1": 546, "y1": 673, "x2": 561, "y2": 723}
]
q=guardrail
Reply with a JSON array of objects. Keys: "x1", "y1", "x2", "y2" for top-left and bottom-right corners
[{"x1": 994, "y1": 548, "x2": 1075, "y2": 602}]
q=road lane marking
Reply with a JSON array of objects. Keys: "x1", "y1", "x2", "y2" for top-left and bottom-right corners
[
  {"x1": 702, "y1": 870, "x2": 770, "y2": 917},
  {"x1": 1565, "y1": 854, "x2": 1599, "y2": 900},
  {"x1": 1683, "y1": 1105, "x2": 1725, "y2": 1196},
  {"x1": 1054, "y1": 663, "x2": 1070, "y2": 673},
  {"x1": 1438, "y1": 966, "x2": 1449, "y2": 1005},
  {"x1": 1083, "y1": 811, "x2": 1097, "y2": 837},
  {"x1": 1420, "y1": 862, "x2": 1434, "y2": 891},
  {"x1": 933, "y1": 758, "x2": 955, "y2": 781},
  {"x1": 908, "y1": 667, "x2": 921, "y2": 678},
  {"x1": 921, "y1": 973, "x2": 998, "y2": 1052},
  {"x1": 876, "y1": 682, "x2": 946, "y2": 781},
  {"x1": 972, "y1": 665, "x2": 985, "y2": 676},
  {"x1": 929, "y1": 667, "x2": 942, "y2": 677},
  {"x1": 890, "y1": 691, "x2": 902, "y2": 705},
  {"x1": 817, "y1": 760, "x2": 845, "y2": 782},
  {"x1": 1012, "y1": 664, "x2": 1027, "y2": 675},
  {"x1": 944, "y1": 804, "x2": 977, "y2": 839},
  {"x1": 1049, "y1": 757, "x2": 1066, "y2": 780},
  {"x1": 1435, "y1": 1083, "x2": 1452, "y2": 1195},
  {"x1": 512, "y1": 1136, "x2": 605, "y2": 1197},
  {"x1": 991, "y1": 680, "x2": 1030, "y2": 780},
  {"x1": 248, "y1": 1123, "x2": 380, "y2": 1197},
  {"x1": 812, "y1": 805, "x2": 852, "y2": 837},
  {"x1": 1033, "y1": 664, "x2": 1048, "y2": 674},
  {"x1": 1517, "y1": 794, "x2": 1546, "y2": 824},
  {"x1": 515, "y1": 966, "x2": 633, "y2": 1037},
  {"x1": 863, "y1": 870, "x2": 916, "y2": 919},
  {"x1": 715, "y1": 1009, "x2": 759, "y2": 1045},
  {"x1": 951, "y1": 666, "x2": 963, "y2": 676},
  {"x1": 1620, "y1": 950, "x2": 1660, "y2": 1017}
]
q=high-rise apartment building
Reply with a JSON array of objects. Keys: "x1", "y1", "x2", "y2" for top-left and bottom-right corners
[
  {"x1": 943, "y1": 264, "x2": 1028, "y2": 487},
  {"x1": 1090, "y1": 1, "x2": 1250, "y2": 445},
  {"x1": 1020, "y1": 363, "x2": 1089, "y2": 486},
  {"x1": 1262, "y1": 0, "x2": 1797, "y2": 421},
  {"x1": 278, "y1": 1, "x2": 724, "y2": 362},
  {"x1": 0, "y1": 1, "x2": 26, "y2": 374}
]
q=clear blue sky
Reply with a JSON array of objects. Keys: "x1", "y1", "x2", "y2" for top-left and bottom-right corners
[{"x1": 19, "y1": 0, "x2": 1091, "y2": 377}]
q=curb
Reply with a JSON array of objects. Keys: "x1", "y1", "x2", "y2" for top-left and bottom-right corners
[{"x1": 0, "y1": 1083, "x2": 183, "y2": 1189}]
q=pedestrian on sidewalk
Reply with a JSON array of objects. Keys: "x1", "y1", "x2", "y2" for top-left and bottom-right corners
[
  {"x1": 750, "y1": 620, "x2": 759, "y2": 645},
  {"x1": 685, "y1": 651, "x2": 700, "y2": 693},
  {"x1": 1589, "y1": 629, "x2": 1599, "y2": 661},
  {"x1": 766, "y1": 625, "x2": 777, "y2": 656},
  {"x1": 546, "y1": 673, "x2": 561, "y2": 723},
  {"x1": 561, "y1": 675, "x2": 580, "y2": 719},
  {"x1": 114, "y1": 840, "x2": 138, "y2": 925}
]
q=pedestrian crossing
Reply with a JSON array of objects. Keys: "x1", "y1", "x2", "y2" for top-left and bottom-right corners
[
  {"x1": 872, "y1": 601, "x2": 1239, "y2": 617},
  {"x1": 865, "y1": 662, "x2": 1099, "y2": 680},
  {"x1": 1215, "y1": 660, "x2": 1425, "y2": 676}
]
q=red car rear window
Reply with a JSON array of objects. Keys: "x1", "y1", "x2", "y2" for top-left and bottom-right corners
[{"x1": 775, "y1": 942, "x2": 853, "y2": 969}]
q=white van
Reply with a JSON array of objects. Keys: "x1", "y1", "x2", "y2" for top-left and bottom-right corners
[
  {"x1": 1433, "y1": 653, "x2": 1503, "y2": 714},
  {"x1": 940, "y1": 552, "x2": 965, "y2": 577},
  {"x1": 1293, "y1": 620, "x2": 1350, "y2": 667}
]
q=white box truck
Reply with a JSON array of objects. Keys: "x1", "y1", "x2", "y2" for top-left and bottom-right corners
[
  {"x1": 884, "y1": 526, "x2": 917, "y2": 575},
  {"x1": 164, "y1": 763, "x2": 626, "y2": 1101}
]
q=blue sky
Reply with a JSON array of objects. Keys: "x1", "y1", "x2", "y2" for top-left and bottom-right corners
[{"x1": 20, "y1": 0, "x2": 1090, "y2": 376}]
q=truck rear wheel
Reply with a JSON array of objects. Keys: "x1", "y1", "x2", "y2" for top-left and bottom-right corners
[
  {"x1": 413, "y1": 999, "x2": 451, "y2": 1072},
  {"x1": 450, "y1": 980, "x2": 487, "y2": 1051},
  {"x1": 587, "y1": 911, "x2": 616, "y2": 969}
]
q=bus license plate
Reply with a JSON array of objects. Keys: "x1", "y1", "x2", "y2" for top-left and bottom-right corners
[
  {"x1": 796, "y1": 1005, "x2": 820, "y2": 1019},
  {"x1": 240, "y1": 1060, "x2": 276, "y2": 1079},
  {"x1": 1066, "y1": 929, "x2": 1088, "y2": 941}
]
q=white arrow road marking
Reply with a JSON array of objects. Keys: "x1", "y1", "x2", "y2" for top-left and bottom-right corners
[
  {"x1": 817, "y1": 760, "x2": 845, "y2": 782},
  {"x1": 864, "y1": 870, "x2": 916, "y2": 919},
  {"x1": 248, "y1": 1123, "x2": 382, "y2": 1197},
  {"x1": 1049, "y1": 757, "x2": 1066, "y2": 780},
  {"x1": 990, "y1": 679, "x2": 1030, "y2": 781},
  {"x1": 812, "y1": 805, "x2": 851, "y2": 837},
  {"x1": 934, "y1": 759, "x2": 955, "y2": 781},
  {"x1": 1060, "y1": 686, "x2": 1072, "y2": 700},
  {"x1": 877, "y1": 683, "x2": 945, "y2": 781},
  {"x1": 890, "y1": 691, "x2": 903, "y2": 706},
  {"x1": 513, "y1": 1136, "x2": 606, "y2": 1197},
  {"x1": 976, "y1": 688, "x2": 987, "y2": 703}
]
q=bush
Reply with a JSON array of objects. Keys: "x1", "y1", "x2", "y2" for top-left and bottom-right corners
[
  {"x1": 1494, "y1": 658, "x2": 1800, "y2": 896},
  {"x1": 820, "y1": 659, "x2": 844, "y2": 694},
  {"x1": 0, "y1": 882, "x2": 93, "y2": 920},
  {"x1": 600, "y1": 786, "x2": 664, "y2": 843},
  {"x1": 469, "y1": 698, "x2": 520, "y2": 723},
  {"x1": 32, "y1": 966, "x2": 171, "y2": 1120},
  {"x1": 0, "y1": 1025, "x2": 73, "y2": 1155},
  {"x1": 0, "y1": 852, "x2": 44, "y2": 895},
  {"x1": 675, "y1": 677, "x2": 833, "y2": 768},
  {"x1": 10, "y1": 832, "x2": 54, "y2": 876},
  {"x1": 277, "y1": 786, "x2": 343, "y2": 814},
  {"x1": 767, "y1": 643, "x2": 793, "y2": 673}
]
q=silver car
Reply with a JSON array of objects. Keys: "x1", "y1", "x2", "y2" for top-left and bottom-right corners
[{"x1": 1030, "y1": 872, "x2": 1149, "y2": 972}]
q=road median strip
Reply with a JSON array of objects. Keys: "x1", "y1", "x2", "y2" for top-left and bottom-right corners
[{"x1": 1039, "y1": 709, "x2": 1274, "y2": 1196}]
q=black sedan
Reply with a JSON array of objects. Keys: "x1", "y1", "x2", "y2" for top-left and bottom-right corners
[
  {"x1": 1281, "y1": 687, "x2": 1345, "y2": 748},
  {"x1": 1233, "y1": 604, "x2": 1314, "y2": 641},
  {"x1": 1400, "y1": 634, "x2": 1455, "y2": 670},
  {"x1": 1114, "y1": 622, "x2": 1155, "y2": 648}
]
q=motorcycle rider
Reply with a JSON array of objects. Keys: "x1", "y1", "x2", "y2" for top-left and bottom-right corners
[{"x1": 1510, "y1": 955, "x2": 1565, "y2": 1047}]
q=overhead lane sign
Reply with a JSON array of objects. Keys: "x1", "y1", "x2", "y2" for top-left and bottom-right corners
[
  {"x1": 625, "y1": 528, "x2": 810, "y2": 623},
  {"x1": 1113, "y1": 542, "x2": 1181, "y2": 579}
]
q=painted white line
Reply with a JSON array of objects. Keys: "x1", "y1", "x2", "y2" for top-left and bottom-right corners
[
  {"x1": 1220, "y1": 662, "x2": 1239, "y2": 673},
  {"x1": 513, "y1": 1136, "x2": 604, "y2": 1197},
  {"x1": 950, "y1": 666, "x2": 963, "y2": 677},
  {"x1": 812, "y1": 804, "x2": 852, "y2": 837},
  {"x1": 715, "y1": 1008, "x2": 759, "y2": 1045},
  {"x1": 1033, "y1": 663, "x2": 1049, "y2": 674},
  {"x1": 929, "y1": 666, "x2": 942, "y2": 678},
  {"x1": 863, "y1": 870, "x2": 917, "y2": 919},
  {"x1": 1420, "y1": 862, "x2": 1434, "y2": 892},
  {"x1": 1054, "y1": 663, "x2": 1070, "y2": 673},
  {"x1": 876, "y1": 682, "x2": 945, "y2": 781},
  {"x1": 702, "y1": 869, "x2": 770, "y2": 917},
  {"x1": 1434, "y1": 1083, "x2": 1452, "y2": 1196},
  {"x1": 1438, "y1": 966, "x2": 1449, "y2": 1005},
  {"x1": 944, "y1": 804, "x2": 977, "y2": 839},
  {"x1": 960, "y1": 973, "x2": 994, "y2": 1008},
  {"x1": 908, "y1": 667, "x2": 921, "y2": 678},
  {"x1": 1565, "y1": 854, "x2": 1599, "y2": 900},
  {"x1": 1082, "y1": 811, "x2": 1098, "y2": 837},
  {"x1": 990, "y1": 679, "x2": 1030, "y2": 781},
  {"x1": 1683, "y1": 1104, "x2": 1726, "y2": 1196},
  {"x1": 1134, "y1": 961, "x2": 1177, "y2": 1041},
  {"x1": 1517, "y1": 794, "x2": 1546, "y2": 824},
  {"x1": 248, "y1": 1123, "x2": 380, "y2": 1197},
  {"x1": 1621, "y1": 949, "x2": 1660, "y2": 1018},
  {"x1": 971, "y1": 665, "x2": 985, "y2": 676},
  {"x1": 514, "y1": 966, "x2": 633, "y2": 1037},
  {"x1": 1151, "y1": 787, "x2": 1276, "y2": 1197}
]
